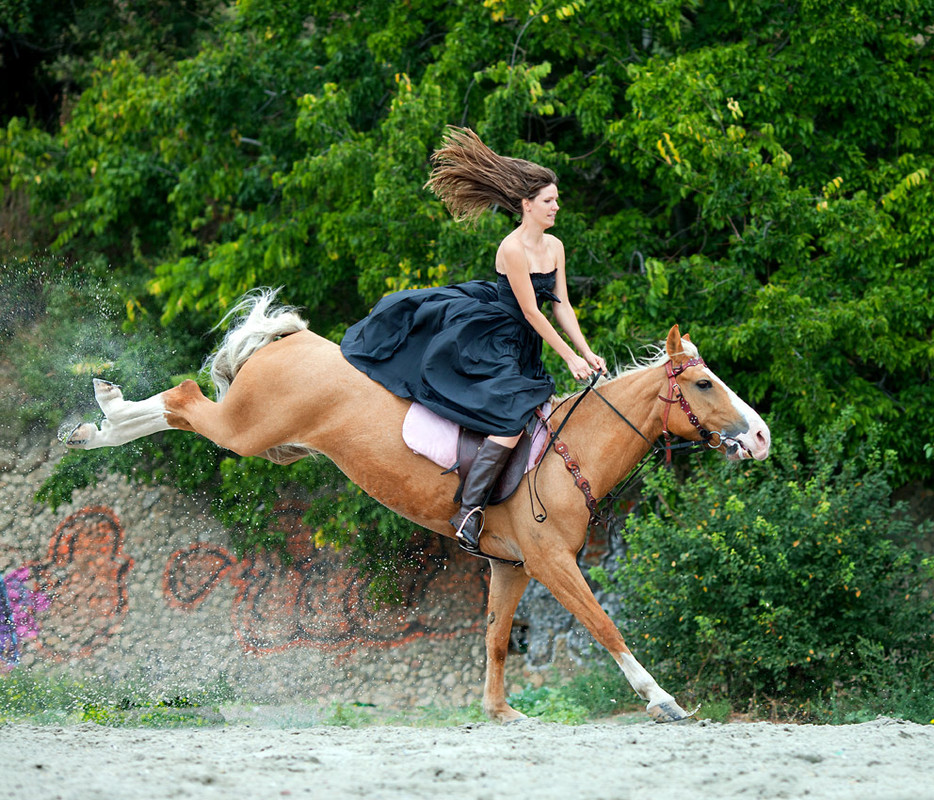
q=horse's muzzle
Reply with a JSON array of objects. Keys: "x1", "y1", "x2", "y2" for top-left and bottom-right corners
[{"x1": 723, "y1": 423, "x2": 771, "y2": 461}]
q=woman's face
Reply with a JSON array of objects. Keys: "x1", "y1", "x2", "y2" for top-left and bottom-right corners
[{"x1": 524, "y1": 183, "x2": 559, "y2": 229}]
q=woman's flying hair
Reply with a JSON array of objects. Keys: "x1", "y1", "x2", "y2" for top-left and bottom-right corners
[{"x1": 425, "y1": 126, "x2": 557, "y2": 222}]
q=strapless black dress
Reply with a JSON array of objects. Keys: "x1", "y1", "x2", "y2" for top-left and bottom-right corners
[{"x1": 340, "y1": 271, "x2": 559, "y2": 437}]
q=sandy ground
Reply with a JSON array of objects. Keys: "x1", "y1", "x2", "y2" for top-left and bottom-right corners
[{"x1": 3, "y1": 715, "x2": 934, "y2": 800}]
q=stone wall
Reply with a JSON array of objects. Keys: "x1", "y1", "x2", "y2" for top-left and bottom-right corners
[{"x1": 1, "y1": 433, "x2": 621, "y2": 710}]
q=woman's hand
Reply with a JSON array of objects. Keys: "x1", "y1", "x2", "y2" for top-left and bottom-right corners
[
  {"x1": 583, "y1": 350, "x2": 607, "y2": 375},
  {"x1": 565, "y1": 350, "x2": 606, "y2": 381},
  {"x1": 565, "y1": 353, "x2": 596, "y2": 381}
]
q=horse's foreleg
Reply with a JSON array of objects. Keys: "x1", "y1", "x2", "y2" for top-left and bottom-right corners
[
  {"x1": 526, "y1": 552, "x2": 693, "y2": 723},
  {"x1": 63, "y1": 379, "x2": 172, "y2": 449},
  {"x1": 482, "y1": 561, "x2": 531, "y2": 722}
]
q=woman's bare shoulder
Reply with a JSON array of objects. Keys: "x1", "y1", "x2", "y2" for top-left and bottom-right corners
[
  {"x1": 496, "y1": 233, "x2": 526, "y2": 264},
  {"x1": 498, "y1": 229, "x2": 524, "y2": 250},
  {"x1": 544, "y1": 233, "x2": 565, "y2": 251}
]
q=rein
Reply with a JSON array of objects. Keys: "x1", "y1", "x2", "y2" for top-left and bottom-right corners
[
  {"x1": 533, "y1": 357, "x2": 719, "y2": 528},
  {"x1": 530, "y1": 372, "x2": 602, "y2": 524}
]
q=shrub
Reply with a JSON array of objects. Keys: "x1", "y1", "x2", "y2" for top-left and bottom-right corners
[
  {"x1": 506, "y1": 685, "x2": 589, "y2": 724},
  {"x1": 592, "y1": 409, "x2": 934, "y2": 717},
  {"x1": 1, "y1": 253, "x2": 202, "y2": 431}
]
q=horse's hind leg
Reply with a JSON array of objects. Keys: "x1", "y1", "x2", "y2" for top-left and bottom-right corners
[
  {"x1": 526, "y1": 550, "x2": 693, "y2": 723},
  {"x1": 483, "y1": 561, "x2": 531, "y2": 722},
  {"x1": 161, "y1": 379, "x2": 292, "y2": 458},
  {"x1": 65, "y1": 377, "x2": 306, "y2": 462},
  {"x1": 64, "y1": 378, "x2": 265, "y2": 455},
  {"x1": 63, "y1": 379, "x2": 172, "y2": 449}
]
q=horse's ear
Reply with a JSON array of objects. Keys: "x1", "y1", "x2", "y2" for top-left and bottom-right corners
[
  {"x1": 682, "y1": 333, "x2": 692, "y2": 343},
  {"x1": 666, "y1": 325, "x2": 686, "y2": 366}
]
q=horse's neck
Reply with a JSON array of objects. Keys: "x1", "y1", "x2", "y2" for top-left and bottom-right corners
[{"x1": 562, "y1": 367, "x2": 665, "y2": 498}]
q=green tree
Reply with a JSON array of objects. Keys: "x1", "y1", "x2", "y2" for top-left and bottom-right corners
[{"x1": 0, "y1": 0, "x2": 222, "y2": 127}]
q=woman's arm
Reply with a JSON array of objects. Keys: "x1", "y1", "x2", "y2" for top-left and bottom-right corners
[
  {"x1": 550, "y1": 238, "x2": 607, "y2": 373},
  {"x1": 498, "y1": 237, "x2": 603, "y2": 380}
]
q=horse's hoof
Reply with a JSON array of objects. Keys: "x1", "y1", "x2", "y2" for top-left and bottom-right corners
[
  {"x1": 60, "y1": 422, "x2": 92, "y2": 448},
  {"x1": 93, "y1": 378, "x2": 122, "y2": 404},
  {"x1": 485, "y1": 705, "x2": 528, "y2": 724},
  {"x1": 647, "y1": 699, "x2": 697, "y2": 724}
]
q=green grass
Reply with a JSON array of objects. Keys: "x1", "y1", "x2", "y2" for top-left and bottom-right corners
[
  {"x1": 0, "y1": 670, "x2": 234, "y2": 728},
  {"x1": 2, "y1": 665, "x2": 932, "y2": 728},
  {"x1": 319, "y1": 701, "x2": 487, "y2": 728}
]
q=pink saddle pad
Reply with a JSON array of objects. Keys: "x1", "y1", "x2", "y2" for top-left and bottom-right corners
[{"x1": 402, "y1": 402, "x2": 551, "y2": 474}]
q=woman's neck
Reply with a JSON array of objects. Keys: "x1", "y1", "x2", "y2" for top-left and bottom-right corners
[{"x1": 516, "y1": 219, "x2": 546, "y2": 246}]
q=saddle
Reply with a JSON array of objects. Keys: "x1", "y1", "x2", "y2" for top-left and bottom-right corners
[{"x1": 402, "y1": 403, "x2": 552, "y2": 505}]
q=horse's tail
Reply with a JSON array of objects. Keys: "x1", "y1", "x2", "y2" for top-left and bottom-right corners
[{"x1": 203, "y1": 288, "x2": 308, "y2": 402}]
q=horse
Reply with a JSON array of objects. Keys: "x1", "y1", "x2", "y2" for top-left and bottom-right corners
[{"x1": 62, "y1": 290, "x2": 771, "y2": 723}]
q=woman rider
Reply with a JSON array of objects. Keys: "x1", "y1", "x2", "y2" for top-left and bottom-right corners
[{"x1": 341, "y1": 127, "x2": 606, "y2": 554}]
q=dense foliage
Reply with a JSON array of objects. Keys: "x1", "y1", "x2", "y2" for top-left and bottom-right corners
[
  {"x1": 2, "y1": 1, "x2": 932, "y2": 676},
  {"x1": 592, "y1": 413, "x2": 934, "y2": 716},
  {"x1": 0, "y1": 0, "x2": 222, "y2": 128}
]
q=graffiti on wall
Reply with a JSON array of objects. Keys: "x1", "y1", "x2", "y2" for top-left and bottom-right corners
[
  {"x1": 2, "y1": 506, "x2": 133, "y2": 666},
  {"x1": 1, "y1": 566, "x2": 49, "y2": 668},
  {"x1": 32, "y1": 505, "x2": 134, "y2": 660},
  {"x1": 5, "y1": 501, "x2": 489, "y2": 668},
  {"x1": 163, "y1": 505, "x2": 488, "y2": 655}
]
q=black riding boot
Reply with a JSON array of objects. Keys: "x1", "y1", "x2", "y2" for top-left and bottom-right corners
[{"x1": 450, "y1": 438, "x2": 514, "y2": 554}]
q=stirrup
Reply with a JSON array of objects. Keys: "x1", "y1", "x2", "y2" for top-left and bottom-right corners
[{"x1": 454, "y1": 506, "x2": 484, "y2": 554}]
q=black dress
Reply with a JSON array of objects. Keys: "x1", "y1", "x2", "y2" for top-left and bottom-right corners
[{"x1": 340, "y1": 271, "x2": 559, "y2": 437}]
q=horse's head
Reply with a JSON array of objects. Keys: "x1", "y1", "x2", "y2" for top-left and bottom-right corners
[{"x1": 662, "y1": 325, "x2": 770, "y2": 461}]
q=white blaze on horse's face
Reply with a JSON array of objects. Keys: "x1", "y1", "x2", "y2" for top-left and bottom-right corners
[
  {"x1": 703, "y1": 368, "x2": 771, "y2": 461},
  {"x1": 664, "y1": 326, "x2": 769, "y2": 461},
  {"x1": 665, "y1": 359, "x2": 771, "y2": 462}
]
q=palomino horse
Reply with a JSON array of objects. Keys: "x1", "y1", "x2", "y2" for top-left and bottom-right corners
[{"x1": 63, "y1": 290, "x2": 770, "y2": 722}]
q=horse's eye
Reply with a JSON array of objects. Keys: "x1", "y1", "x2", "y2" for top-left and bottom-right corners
[{"x1": 696, "y1": 379, "x2": 712, "y2": 390}]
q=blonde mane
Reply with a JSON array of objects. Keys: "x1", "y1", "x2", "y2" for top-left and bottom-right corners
[
  {"x1": 614, "y1": 337, "x2": 700, "y2": 379},
  {"x1": 553, "y1": 337, "x2": 699, "y2": 402}
]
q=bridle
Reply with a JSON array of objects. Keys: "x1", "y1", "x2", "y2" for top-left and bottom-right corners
[
  {"x1": 657, "y1": 357, "x2": 722, "y2": 466},
  {"x1": 533, "y1": 356, "x2": 724, "y2": 529}
]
